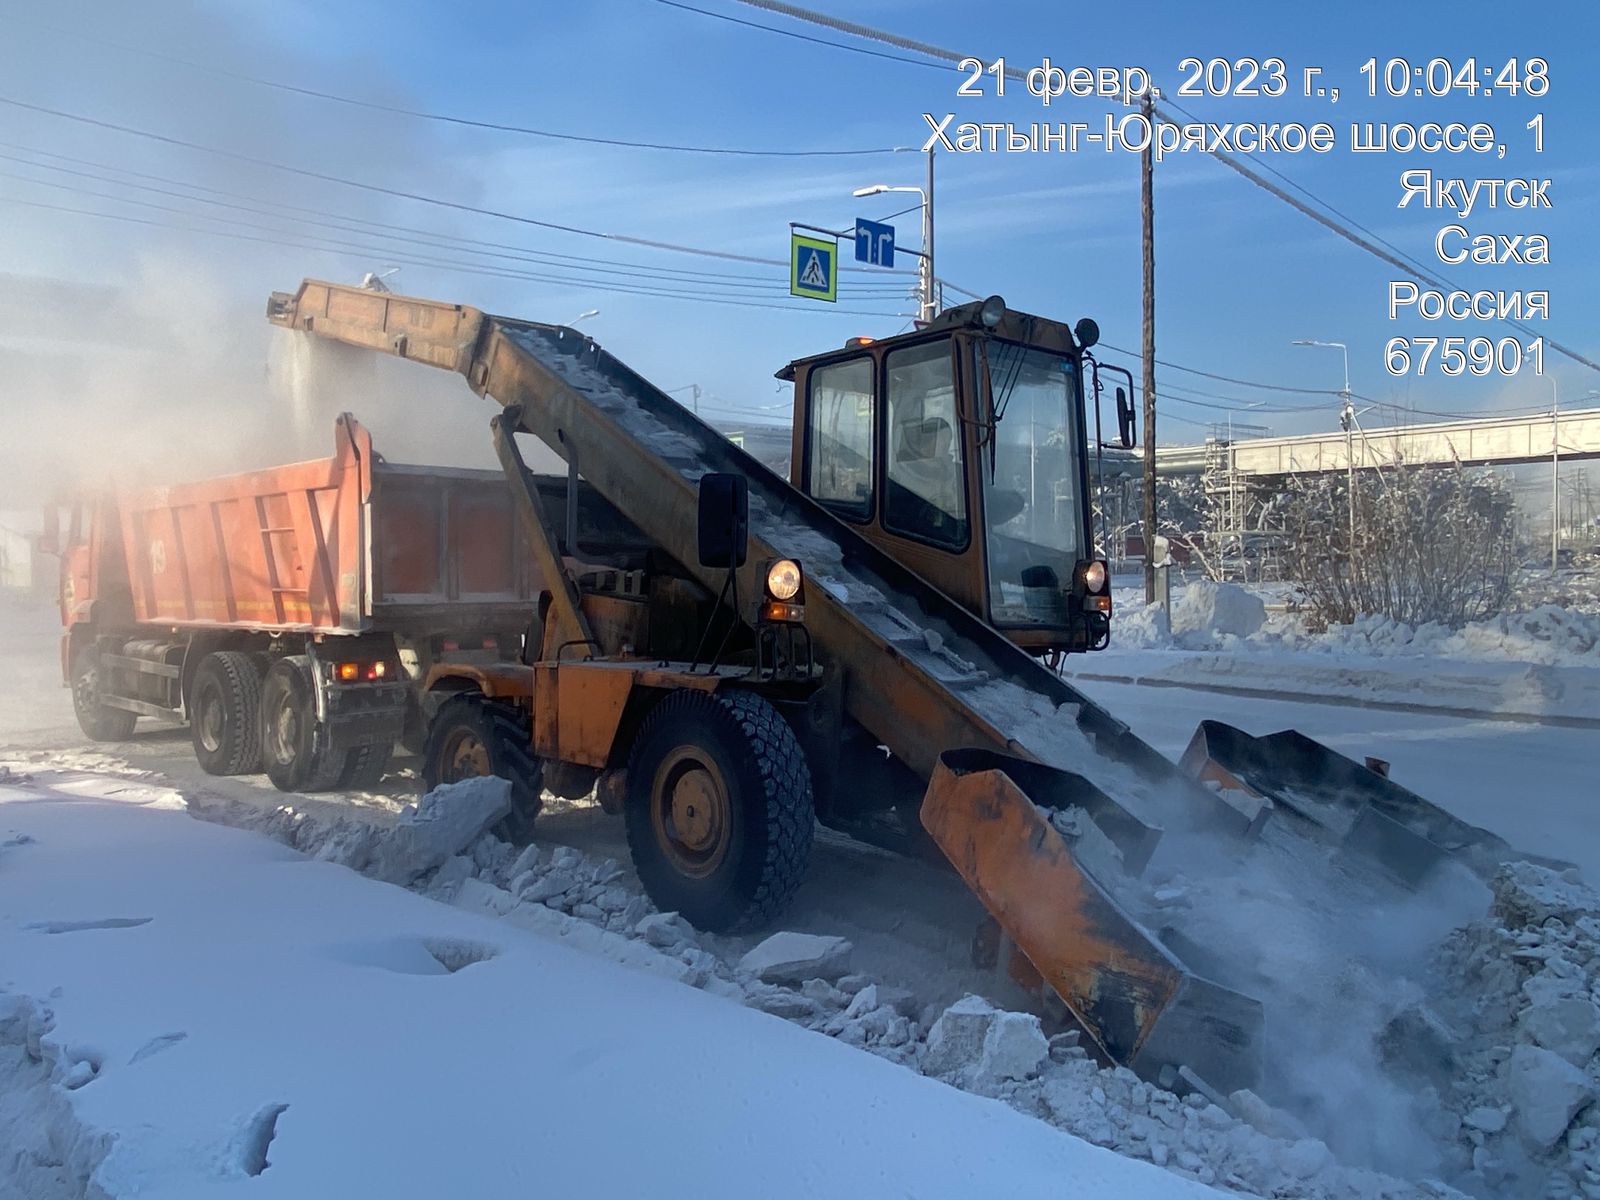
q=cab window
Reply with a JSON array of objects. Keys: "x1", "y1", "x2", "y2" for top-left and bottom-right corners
[
  {"x1": 805, "y1": 356, "x2": 874, "y2": 518},
  {"x1": 883, "y1": 341, "x2": 967, "y2": 549}
]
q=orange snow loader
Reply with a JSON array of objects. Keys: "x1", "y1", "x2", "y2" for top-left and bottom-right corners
[{"x1": 256, "y1": 279, "x2": 1528, "y2": 1093}]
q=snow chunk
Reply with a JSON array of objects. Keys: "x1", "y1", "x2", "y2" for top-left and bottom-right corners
[
  {"x1": 369, "y1": 777, "x2": 511, "y2": 885},
  {"x1": 922, "y1": 995, "x2": 997, "y2": 1080},
  {"x1": 1507, "y1": 1043, "x2": 1594, "y2": 1149},
  {"x1": 1521, "y1": 994, "x2": 1600, "y2": 1067},
  {"x1": 635, "y1": 912, "x2": 697, "y2": 950},
  {"x1": 737, "y1": 932, "x2": 852, "y2": 985},
  {"x1": 973, "y1": 1011, "x2": 1048, "y2": 1083}
]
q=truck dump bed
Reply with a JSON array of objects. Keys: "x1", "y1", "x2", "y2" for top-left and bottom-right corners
[{"x1": 115, "y1": 415, "x2": 540, "y2": 637}]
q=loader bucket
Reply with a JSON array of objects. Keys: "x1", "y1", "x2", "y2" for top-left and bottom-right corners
[
  {"x1": 1178, "y1": 720, "x2": 1527, "y2": 885},
  {"x1": 921, "y1": 749, "x2": 1263, "y2": 1093}
]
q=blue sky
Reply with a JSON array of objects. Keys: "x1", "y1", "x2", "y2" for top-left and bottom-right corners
[{"x1": 0, "y1": 0, "x2": 1596, "y2": 457}]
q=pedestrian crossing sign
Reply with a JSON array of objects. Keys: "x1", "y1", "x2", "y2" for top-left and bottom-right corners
[{"x1": 790, "y1": 233, "x2": 837, "y2": 303}]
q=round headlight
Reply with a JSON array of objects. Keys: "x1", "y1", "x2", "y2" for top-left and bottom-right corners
[
  {"x1": 766, "y1": 559, "x2": 802, "y2": 601},
  {"x1": 1082, "y1": 560, "x2": 1108, "y2": 594},
  {"x1": 979, "y1": 295, "x2": 1007, "y2": 328}
]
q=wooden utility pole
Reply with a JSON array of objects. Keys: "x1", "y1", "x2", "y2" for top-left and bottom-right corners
[{"x1": 1140, "y1": 92, "x2": 1158, "y2": 603}]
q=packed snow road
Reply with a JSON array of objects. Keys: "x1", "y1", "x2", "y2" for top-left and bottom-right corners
[{"x1": 1071, "y1": 678, "x2": 1599, "y2": 881}]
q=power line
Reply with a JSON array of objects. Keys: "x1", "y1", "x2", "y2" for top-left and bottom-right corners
[
  {"x1": 2, "y1": 14, "x2": 905, "y2": 158},
  {"x1": 0, "y1": 141, "x2": 905, "y2": 288},
  {"x1": 0, "y1": 154, "x2": 909, "y2": 298},
  {"x1": 649, "y1": 0, "x2": 949, "y2": 72},
  {"x1": 0, "y1": 95, "x2": 817, "y2": 268},
  {"x1": 0, "y1": 96, "x2": 974, "y2": 295},
  {"x1": 0, "y1": 194, "x2": 911, "y2": 317},
  {"x1": 712, "y1": 0, "x2": 1600, "y2": 373}
]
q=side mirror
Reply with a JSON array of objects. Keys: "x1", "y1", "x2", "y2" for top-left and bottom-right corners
[
  {"x1": 697, "y1": 472, "x2": 749, "y2": 568},
  {"x1": 1116, "y1": 386, "x2": 1136, "y2": 449}
]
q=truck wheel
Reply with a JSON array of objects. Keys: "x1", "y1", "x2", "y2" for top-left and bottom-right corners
[
  {"x1": 422, "y1": 694, "x2": 543, "y2": 841},
  {"x1": 190, "y1": 651, "x2": 264, "y2": 776},
  {"x1": 339, "y1": 742, "x2": 394, "y2": 790},
  {"x1": 70, "y1": 644, "x2": 137, "y2": 742},
  {"x1": 624, "y1": 689, "x2": 814, "y2": 934},
  {"x1": 259, "y1": 656, "x2": 343, "y2": 793}
]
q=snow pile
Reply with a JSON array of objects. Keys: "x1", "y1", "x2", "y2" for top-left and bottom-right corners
[
  {"x1": 0, "y1": 993, "x2": 113, "y2": 1199},
  {"x1": 1105, "y1": 576, "x2": 1600, "y2": 668},
  {"x1": 1301, "y1": 606, "x2": 1600, "y2": 667},
  {"x1": 1429, "y1": 863, "x2": 1600, "y2": 1197},
  {"x1": 1171, "y1": 580, "x2": 1268, "y2": 640},
  {"x1": 915, "y1": 994, "x2": 1458, "y2": 1200},
  {"x1": 1105, "y1": 581, "x2": 1266, "y2": 650}
]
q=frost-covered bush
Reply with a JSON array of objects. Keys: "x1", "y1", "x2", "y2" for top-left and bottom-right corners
[{"x1": 1280, "y1": 464, "x2": 1516, "y2": 631}]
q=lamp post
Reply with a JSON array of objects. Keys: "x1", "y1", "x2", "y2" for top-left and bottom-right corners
[
  {"x1": 569, "y1": 309, "x2": 600, "y2": 326},
  {"x1": 852, "y1": 151, "x2": 936, "y2": 322},
  {"x1": 1294, "y1": 339, "x2": 1354, "y2": 549}
]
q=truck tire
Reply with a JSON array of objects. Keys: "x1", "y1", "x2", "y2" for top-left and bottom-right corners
[
  {"x1": 339, "y1": 741, "x2": 394, "y2": 790},
  {"x1": 190, "y1": 651, "x2": 264, "y2": 776},
  {"x1": 259, "y1": 656, "x2": 344, "y2": 793},
  {"x1": 624, "y1": 689, "x2": 814, "y2": 934},
  {"x1": 422, "y1": 693, "x2": 543, "y2": 841},
  {"x1": 70, "y1": 643, "x2": 137, "y2": 742}
]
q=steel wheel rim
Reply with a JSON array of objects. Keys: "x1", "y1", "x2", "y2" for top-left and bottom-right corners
[
  {"x1": 73, "y1": 662, "x2": 99, "y2": 714},
  {"x1": 441, "y1": 729, "x2": 491, "y2": 782},
  {"x1": 651, "y1": 747, "x2": 731, "y2": 879},
  {"x1": 197, "y1": 684, "x2": 224, "y2": 753},
  {"x1": 271, "y1": 701, "x2": 300, "y2": 765}
]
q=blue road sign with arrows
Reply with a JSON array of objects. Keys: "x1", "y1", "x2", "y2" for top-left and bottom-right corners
[{"x1": 854, "y1": 218, "x2": 895, "y2": 268}]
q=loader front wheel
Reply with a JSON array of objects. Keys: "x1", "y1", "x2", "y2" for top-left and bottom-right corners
[
  {"x1": 190, "y1": 651, "x2": 264, "y2": 776},
  {"x1": 421, "y1": 693, "x2": 543, "y2": 842},
  {"x1": 625, "y1": 689, "x2": 813, "y2": 934},
  {"x1": 259, "y1": 656, "x2": 343, "y2": 793},
  {"x1": 70, "y1": 644, "x2": 137, "y2": 742}
]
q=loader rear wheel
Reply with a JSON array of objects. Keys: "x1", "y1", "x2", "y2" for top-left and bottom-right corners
[
  {"x1": 190, "y1": 651, "x2": 264, "y2": 776},
  {"x1": 70, "y1": 644, "x2": 137, "y2": 742},
  {"x1": 625, "y1": 689, "x2": 813, "y2": 934},
  {"x1": 421, "y1": 693, "x2": 543, "y2": 842},
  {"x1": 259, "y1": 656, "x2": 344, "y2": 793}
]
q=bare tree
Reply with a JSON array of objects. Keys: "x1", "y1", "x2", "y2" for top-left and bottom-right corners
[{"x1": 1279, "y1": 463, "x2": 1516, "y2": 630}]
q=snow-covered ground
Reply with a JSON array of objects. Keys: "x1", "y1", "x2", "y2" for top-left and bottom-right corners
[
  {"x1": 1080, "y1": 579, "x2": 1600, "y2": 725},
  {"x1": 1, "y1": 773, "x2": 1220, "y2": 1200}
]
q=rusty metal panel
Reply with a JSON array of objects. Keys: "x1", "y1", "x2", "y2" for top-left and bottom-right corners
[
  {"x1": 579, "y1": 593, "x2": 649, "y2": 657},
  {"x1": 555, "y1": 663, "x2": 636, "y2": 767},
  {"x1": 921, "y1": 754, "x2": 1182, "y2": 1063}
]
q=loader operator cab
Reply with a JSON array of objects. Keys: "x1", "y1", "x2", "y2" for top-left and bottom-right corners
[{"x1": 780, "y1": 297, "x2": 1116, "y2": 657}]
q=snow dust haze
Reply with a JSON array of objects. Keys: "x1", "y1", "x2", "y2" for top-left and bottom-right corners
[{"x1": 0, "y1": 0, "x2": 553, "y2": 507}]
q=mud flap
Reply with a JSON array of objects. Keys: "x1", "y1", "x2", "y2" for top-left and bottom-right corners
[{"x1": 920, "y1": 748, "x2": 1263, "y2": 1093}]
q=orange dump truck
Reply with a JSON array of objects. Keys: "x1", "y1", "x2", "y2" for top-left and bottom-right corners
[{"x1": 57, "y1": 413, "x2": 634, "y2": 790}]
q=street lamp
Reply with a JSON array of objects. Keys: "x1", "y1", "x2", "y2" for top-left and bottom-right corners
[
  {"x1": 569, "y1": 309, "x2": 600, "y2": 326},
  {"x1": 853, "y1": 154, "x2": 936, "y2": 323},
  {"x1": 1294, "y1": 338, "x2": 1356, "y2": 549}
]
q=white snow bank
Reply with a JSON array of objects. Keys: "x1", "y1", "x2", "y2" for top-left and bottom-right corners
[
  {"x1": 0, "y1": 786, "x2": 1227, "y2": 1200},
  {"x1": 1110, "y1": 584, "x2": 1600, "y2": 670},
  {"x1": 1171, "y1": 580, "x2": 1267, "y2": 640}
]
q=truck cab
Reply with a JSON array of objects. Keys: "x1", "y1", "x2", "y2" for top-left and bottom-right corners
[{"x1": 780, "y1": 297, "x2": 1114, "y2": 657}]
